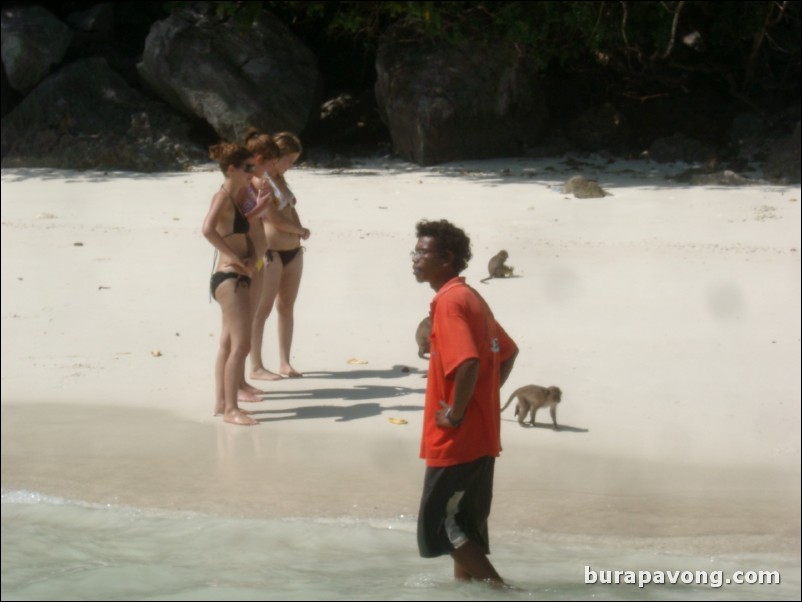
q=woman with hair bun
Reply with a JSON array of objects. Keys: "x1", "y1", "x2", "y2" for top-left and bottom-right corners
[
  {"x1": 202, "y1": 142, "x2": 269, "y2": 426},
  {"x1": 248, "y1": 131, "x2": 309, "y2": 380}
]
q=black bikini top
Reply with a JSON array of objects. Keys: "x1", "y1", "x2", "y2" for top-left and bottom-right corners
[
  {"x1": 232, "y1": 203, "x2": 249, "y2": 235},
  {"x1": 222, "y1": 186, "x2": 249, "y2": 236}
]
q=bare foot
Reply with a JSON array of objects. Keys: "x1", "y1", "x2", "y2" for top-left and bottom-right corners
[
  {"x1": 224, "y1": 410, "x2": 259, "y2": 426},
  {"x1": 215, "y1": 407, "x2": 254, "y2": 416},
  {"x1": 237, "y1": 389, "x2": 263, "y2": 403},
  {"x1": 280, "y1": 366, "x2": 303, "y2": 378},
  {"x1": 250, "y1": 368, "x2": 283, "y2": 381},
  {"x1": 241, "y1": 382, "x2": 266, "y2": 395}
]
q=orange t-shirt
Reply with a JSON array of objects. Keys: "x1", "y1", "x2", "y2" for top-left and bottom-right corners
[{"x1": 420, "y1": 277, "x2": 518, "y2": 467}]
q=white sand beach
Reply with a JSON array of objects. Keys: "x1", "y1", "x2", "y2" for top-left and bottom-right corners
[{"x1": 1, "y1": 158, "x2": 800, "y2": 597}]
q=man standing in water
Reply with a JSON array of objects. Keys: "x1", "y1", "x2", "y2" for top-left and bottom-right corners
[{"x1": 411, "y1": 219, "x2": 518, "y2": 585}]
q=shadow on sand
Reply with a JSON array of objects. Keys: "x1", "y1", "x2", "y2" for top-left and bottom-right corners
[
  {"x1": 301, "y1": 365, "x2": 426, "y2": 379},
  {"x1": 253, "y1": 401, "x2": 422, "y2": 423},
  {"x1": 502, "y1": 419, "x2": 589, "y2": 433}
]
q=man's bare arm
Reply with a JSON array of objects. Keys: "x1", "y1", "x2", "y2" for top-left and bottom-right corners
[
  {"x1": 436, "y1": 358, "x2": 479, "y2": 426},
  {"x1": 499, "y1": 348, "x2": 518, "y2": 388}
]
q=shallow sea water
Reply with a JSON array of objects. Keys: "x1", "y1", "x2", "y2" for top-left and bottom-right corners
[{"x1": 2, "y1": 490, "x2": 798, "y2": 601}]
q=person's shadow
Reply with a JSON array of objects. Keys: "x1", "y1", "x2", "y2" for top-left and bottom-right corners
[
  {"x1": 302, "y1": 365, "x2": 426, "y2": 379},
  {"x1": 254, "y1": 401, "x2": 422, "y2": 423},
  {"x1": 251, "y1": 381, "x2": 425, "y2": 422},
  {"x1": 261, "y1": 383, "x2": 424, "y2": 403}
]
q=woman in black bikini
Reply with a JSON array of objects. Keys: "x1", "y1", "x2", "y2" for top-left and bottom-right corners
[
  {"x1": 202, "y1": 142, "x2": 269, "y2": 426},
  {"x1": 247, "y1": 131, "x2": 310, "y2": 380}
]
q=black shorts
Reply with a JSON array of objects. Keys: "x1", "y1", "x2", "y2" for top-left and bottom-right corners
[{"x1": 417, "y1": 456, "x2": 495, "y2": 558}]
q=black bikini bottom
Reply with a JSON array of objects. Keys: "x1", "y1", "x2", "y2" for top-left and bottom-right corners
[
  {"x1": 210, "y1": 271, "x2": 251, "y2": 299},
  {"x1": 266, "y1": 247, "x2": 302, "y2": 266}
]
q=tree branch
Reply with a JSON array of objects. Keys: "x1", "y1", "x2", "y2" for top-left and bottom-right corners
[
  {"x1": 655, "y1": 0, "x2": 686, "y2": 61},
  {"x1": 743, "y1": 1, "x2": 788, "y2": 91}
]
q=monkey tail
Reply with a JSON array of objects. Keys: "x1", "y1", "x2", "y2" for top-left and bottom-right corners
[{"x1": 499, "y1": 389, "x2": 518, "y2": 413}]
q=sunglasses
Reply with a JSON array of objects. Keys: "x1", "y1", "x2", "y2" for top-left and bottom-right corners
[{"x1": 241, "y1": 163, "x2": 255, "y2": 173}]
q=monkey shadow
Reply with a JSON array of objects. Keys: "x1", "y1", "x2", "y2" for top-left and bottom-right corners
[
  {"x1": 504, "y1": 419, "x2": 589, "y2": 433},
  {"x1": 302, "y1": 365, "x2": 426, "y2": 379},
  {"x1": 480, "y1": 275, "x2": 523, "y2": 284},
  {"x1": 252, "y1": 402, "x2": 422, "y2": 423}
]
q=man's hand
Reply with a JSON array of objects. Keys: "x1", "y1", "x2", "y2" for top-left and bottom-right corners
[{"x1": 436, "y1": 400, "x2": 463, "y2": 428}]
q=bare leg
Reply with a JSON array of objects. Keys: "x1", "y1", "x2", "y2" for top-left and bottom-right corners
[
  {"x1": 450, "y1": 541, "x2": 504, "y2": 586},
  {"x1": 241, "y1": 263, "x2": 269, "y2": 396},
  {"x1": 454, "y1": 560, "x2": 472, "y2": 582},
  {"x1": 276, "y1": 252, "x2": 303, "y2": 377},
  {"x1": 216, "y1": 280, "x2": 258, "y2": 426},
  {"x1": 214, "y1": 328, "x2": 231, "y2": 416},
  {"x1": 242, "y1": 263, "x2": 271, "y2": 393},
  {"x1": 250, "y1": 258, "x2": 282, "y2": 380}
]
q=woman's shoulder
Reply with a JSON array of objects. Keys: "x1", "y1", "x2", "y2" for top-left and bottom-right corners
[{"x1": 208, "y1": 187, "x2": 229, "y2": 211}]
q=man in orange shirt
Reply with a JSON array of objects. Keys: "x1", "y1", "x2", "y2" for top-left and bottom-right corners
[{"x1": 411, "y1": 219, "x2": 518, "y2": 586}]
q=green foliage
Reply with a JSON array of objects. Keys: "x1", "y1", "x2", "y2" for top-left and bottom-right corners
[{"x1": 180, "y1": 1, "x2": 800, "y2": 100}]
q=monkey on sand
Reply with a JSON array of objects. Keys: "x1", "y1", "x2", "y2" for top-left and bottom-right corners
[
  {"x1": 500, "y1": 384, "x2": 562, "y2": 429},
  {"x1": 480, "y1": 250, "x2": 514, "y2": 283}
]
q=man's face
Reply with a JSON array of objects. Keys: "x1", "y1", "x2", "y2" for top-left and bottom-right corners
[{"x1": 412, "y1": 236, "x2": 446, "y2": 284}]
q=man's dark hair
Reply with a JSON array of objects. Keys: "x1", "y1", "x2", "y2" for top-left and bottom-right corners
[{"x1": 415, "y1": 219, "x2": 472, "y2": 274}]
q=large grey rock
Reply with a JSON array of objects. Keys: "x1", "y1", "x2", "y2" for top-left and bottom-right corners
[
  {"x1": 564, "y1": 175, "x2": 611, "y2": 198},
  {"x1": 1, "y1": 58, "x2": 204, "y2": 171},
  {"x1": 138, "y1": 3, "x2": 321, "y2": 141},
  {"x1": 1, "y1": 5, "x2": 73, "y2": 93},
  {"x1": 374, "y1": 26, "x2": 547, "y2": 166},
  {"x1": 1, "y1": 61, "x2": 21, "y2": 117},
  {"x1": 66, "y1": 3, "x2": 115, "y2": 37}
]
